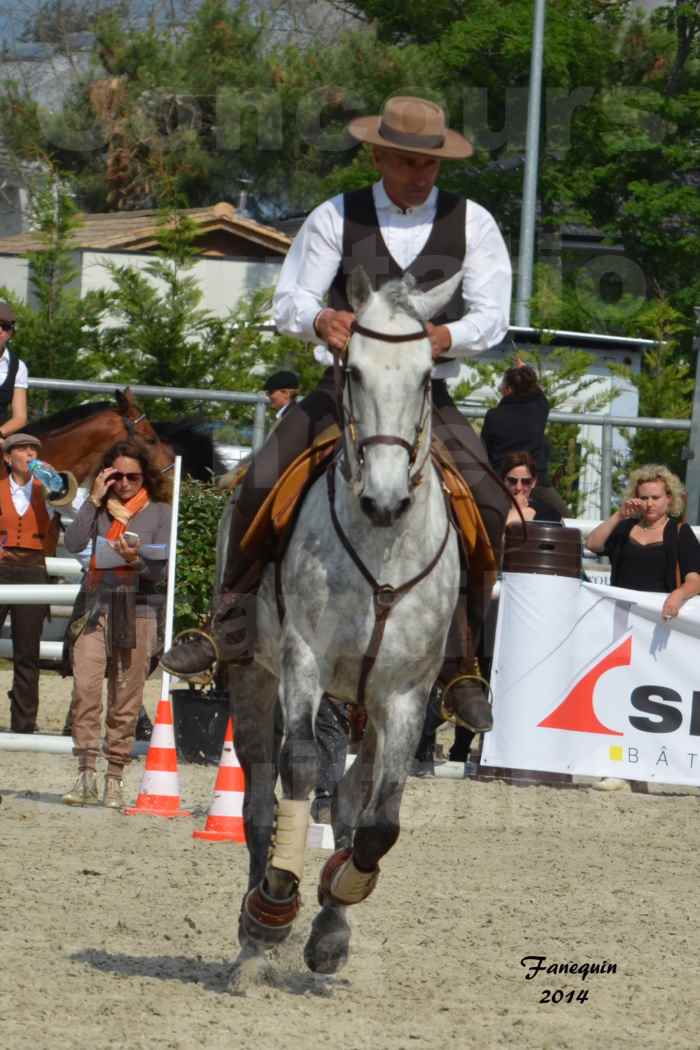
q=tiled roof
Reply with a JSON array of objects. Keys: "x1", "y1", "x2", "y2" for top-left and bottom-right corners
[{"x1": 0, "y1": 201, "x2": 291, "y2": 256}]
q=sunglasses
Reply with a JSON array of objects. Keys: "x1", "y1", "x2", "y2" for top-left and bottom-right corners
[
  {"x1": 505, "y1": 475, "x2": 534, "y2": 488},
  {"x1": 0, "y1": 322, "x2": 15, "y2": 333},
  {"x1": 109, "y1": 471, "x2": 143, "y2": 483}
]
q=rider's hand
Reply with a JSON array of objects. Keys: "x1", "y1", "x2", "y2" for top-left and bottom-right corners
[
  {"x1": 90, "y1": 467, "x2": 117, "y2": 504},
  {"x1": 314, "y1": 309, "x2": 355, "y2": 353},
  {"x1": 427, "y1": 323, "x2": 452, "y2": 360}
]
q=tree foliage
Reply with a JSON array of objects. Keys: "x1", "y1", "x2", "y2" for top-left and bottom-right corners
[{"x1": 0, "y1": 175, "x2": 108, "y2": 416}]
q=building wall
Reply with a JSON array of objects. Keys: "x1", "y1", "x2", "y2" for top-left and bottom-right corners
[
  {"x1": 79, "y1": 250, "x2": 283, "y2": 314},
  {"x1": 0, "y1": 255, "x2": 30, "y2": 301}
]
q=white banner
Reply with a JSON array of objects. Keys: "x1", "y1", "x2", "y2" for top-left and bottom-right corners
[{"x1": 481, "y1": 573, "x2": 700, "y2": 785}]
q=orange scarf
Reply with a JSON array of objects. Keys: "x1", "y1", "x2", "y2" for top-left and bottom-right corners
[{"x1": 89, "y1": 487, "x2": 150, "y2": 571}]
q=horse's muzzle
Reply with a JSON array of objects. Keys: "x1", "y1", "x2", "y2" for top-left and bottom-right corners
[{"x1": 360, "y1": 494, "x2": 411, "y2": 527}]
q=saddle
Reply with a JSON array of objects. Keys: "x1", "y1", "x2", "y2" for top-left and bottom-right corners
[{"x1": 237, "y1": 425, "x2": 497, "y2": 587}]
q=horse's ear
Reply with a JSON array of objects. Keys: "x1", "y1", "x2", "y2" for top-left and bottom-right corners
[
  {"x1": 405, "y1": 269, "x2": 464, "y2": 323},
  {"x1": 346, "y1": 267, "x2": 373, "y2": 313},
  {"x1": 114, "y1": 387, "x2": 133, "y2": 412}
]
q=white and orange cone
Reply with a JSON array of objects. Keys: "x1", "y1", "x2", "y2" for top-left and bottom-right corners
[
  {"x1": 125, "y1": 696, "x2": 191, "y2": 818},
  {"x1": 193, "y1": 718, "x2": 246, "y2": 843}
]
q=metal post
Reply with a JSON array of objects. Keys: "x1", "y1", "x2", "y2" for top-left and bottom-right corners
[
  {"x1": 252, "y1": 398, "x2": 267, "y2": 451},
  {"x1": 600, "y1": 422, "x2": 614, "y2": 518},
  {"x1": 514, "y1": 0, "x2": 547, "y2": 326},
  {"x1": 684, "y1": 307, "x2": 700, "y2": 525}
]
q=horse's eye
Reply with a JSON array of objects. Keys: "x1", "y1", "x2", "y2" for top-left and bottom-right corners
[
  {"x1": 422, "y1": 370, "x2": 432, "y2": 386},
  {"x1": 347, "y1": 366, "x2": 362, "y2": 384}
]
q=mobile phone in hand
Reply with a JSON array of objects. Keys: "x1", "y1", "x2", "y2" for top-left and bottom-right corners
[{"x1": 123, "y1": 531, "x2": 139, "y2": 547}]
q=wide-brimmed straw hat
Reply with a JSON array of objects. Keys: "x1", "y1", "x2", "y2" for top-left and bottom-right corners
[{"x1": 347, "y1": 96, "x2": 473, "y2": 160}]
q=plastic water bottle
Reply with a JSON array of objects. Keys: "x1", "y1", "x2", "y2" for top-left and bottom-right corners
[{"x1": 28, "y1": 458, "x2": 65, "y2": 494}]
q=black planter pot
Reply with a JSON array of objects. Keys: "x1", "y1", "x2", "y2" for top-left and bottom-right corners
[{"x1": 171, "y1": 688, "x2": 229, "y2": 765}]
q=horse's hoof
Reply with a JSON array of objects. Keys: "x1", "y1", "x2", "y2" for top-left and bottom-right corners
[
  {"x1": 239, "y1": 884, "x2": 300, "y2": 948},
  {"x1": 303, "y1": 907, "x2": 351, "y2": 975}
]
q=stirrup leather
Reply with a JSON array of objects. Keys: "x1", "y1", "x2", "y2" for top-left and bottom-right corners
[
  {"x1": 167, "y1": 627, "x2": 219, "y2": 686},
  {"x1": 439, "y1": 663, "x2": 493, "y2": 728}
]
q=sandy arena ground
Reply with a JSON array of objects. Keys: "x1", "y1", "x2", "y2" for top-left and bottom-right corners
[{"x1": 1, "y1": 666, "x2": 699, "y2": 1050}]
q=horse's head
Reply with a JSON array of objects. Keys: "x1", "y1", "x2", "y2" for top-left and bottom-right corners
[
  {"x1": 343, "y1": 267, "x2": 463, "y2": 526},
  {"x1": 116, "y1": 388, "x2": 175, "y2": 474}
]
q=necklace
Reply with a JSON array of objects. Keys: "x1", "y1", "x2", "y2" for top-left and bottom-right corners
[{"x1": 638, "y1": 515, "x2": 668, "y2": 531}]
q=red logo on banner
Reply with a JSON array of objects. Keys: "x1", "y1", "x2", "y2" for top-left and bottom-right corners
[{"x1": 538, "y1": 633, "x2": 632, "y2": 735}]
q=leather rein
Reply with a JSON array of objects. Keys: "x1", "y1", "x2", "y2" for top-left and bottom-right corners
[{"x1": 326, "y1": 319, "x2": 452, "y2": 707}]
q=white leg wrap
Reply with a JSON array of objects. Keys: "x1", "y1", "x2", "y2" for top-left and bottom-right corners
[
  {"x1": 270, "y1": 799, "x2": 311, "y2": 882},
  {"x1": 330, "y1": 857, "x2": 379, "y2": 905}
]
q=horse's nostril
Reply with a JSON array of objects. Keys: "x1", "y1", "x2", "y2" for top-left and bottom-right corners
[{"x1": 360, "y1": 496, "x2": 376, "y2": 519}]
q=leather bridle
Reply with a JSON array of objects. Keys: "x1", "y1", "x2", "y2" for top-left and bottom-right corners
[
  {"x1": 124, "y1": 410, "x2": 174, "y2": 475},
  {"x1": 333, "y1": 319, "x2": 432, "y2": 488},
  {"x1": 325, "y1": 318, "x2": 454, "y2": 707}
]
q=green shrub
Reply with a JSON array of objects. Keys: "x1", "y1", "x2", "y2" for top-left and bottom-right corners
[{"x1": 173, "y1": 477, "x2": 227, "y2": 633}]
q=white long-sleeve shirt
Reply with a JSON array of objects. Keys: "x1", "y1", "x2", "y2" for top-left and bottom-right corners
[{"x1": 273, "y1": 180, "x2": 512, "y2": 380}]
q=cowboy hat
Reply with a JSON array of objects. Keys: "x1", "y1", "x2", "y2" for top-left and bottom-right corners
[{"x1": 347, "y1": 96, "x2": 473, "y2": 160}]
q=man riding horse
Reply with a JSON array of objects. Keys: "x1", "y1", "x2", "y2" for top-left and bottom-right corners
[{"x1": 162, "y1": 95, "x2": 512, "y2": 733}]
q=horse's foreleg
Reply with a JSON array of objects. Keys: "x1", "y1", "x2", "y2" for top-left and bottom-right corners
[
  {"x1": 242, "y1": 631, "x2": 321, "y2": 947},
  {"x1": 304, "y1": 691, "x2": 424, "y2": 974},
  {"x1": 228, "y1": 664, "x2": 279, "y2": 890},
  {"x1": 333, "y1": 718, "x2": 377, "y2": 850}
]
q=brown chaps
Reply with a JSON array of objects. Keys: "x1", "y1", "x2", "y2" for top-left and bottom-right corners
[{"x1": 222, "y1": 370, "x2": 510, "y2": 672}]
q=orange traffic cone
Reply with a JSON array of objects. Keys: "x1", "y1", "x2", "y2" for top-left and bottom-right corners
[
  {"x1": 125, "y1": 696, "x2": 191, "y2": 817},
  {"x1": 193, "y1": 718, "x2": 246, "y2": 843}
]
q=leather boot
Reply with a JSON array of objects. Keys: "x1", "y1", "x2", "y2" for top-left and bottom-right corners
[
  {"x1": 63, "y1": 770, "x2": 100, "y2": 806},
  {"x1": 160, "y1": 590, "x2": 258, "y2": 678},
  {"x1": 439, "y1": 606, "x2": 493, "y2": 734},
  {"x1": 441, "y1": 670, "x2": 493, "y2": 733},
  {"x1": 160, "y1": 541, "x2": 263, "y2": 678}
]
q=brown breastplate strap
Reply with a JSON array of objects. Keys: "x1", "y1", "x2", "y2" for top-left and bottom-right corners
[{"x1": 327, "y1": 464, "x2": 452, "y2": 706}]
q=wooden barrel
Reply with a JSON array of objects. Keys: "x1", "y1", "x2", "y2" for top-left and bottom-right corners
[{"x1": 503, "y1": 521, "x2": 582, "y2": 578}]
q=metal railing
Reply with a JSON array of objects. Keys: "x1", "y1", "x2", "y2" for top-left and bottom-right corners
[
  {"x1": 28, "y1": 377, "x2": 270, "y2": 452},
  {"x1": 26, "y1": 375, "x2": 694, "y2": 520},
  {"x1": 459, "y1": 405, "x2": 691, "y2": 520}
]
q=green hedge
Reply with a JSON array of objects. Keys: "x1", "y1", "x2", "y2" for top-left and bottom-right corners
[{"x1": 174, "y1": 478, "x2": 228, "y2": 634}]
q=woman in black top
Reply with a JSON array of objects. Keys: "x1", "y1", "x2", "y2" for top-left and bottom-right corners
[
  {"x1": 482, "y1": 363, "x2": 567, "y2": 516},
  {"x1": 586, "y1": 464, "x2": 700, "y2": 620},
  {"x1": 501, "y1": 451, "x2": 563, "y2": 527}
]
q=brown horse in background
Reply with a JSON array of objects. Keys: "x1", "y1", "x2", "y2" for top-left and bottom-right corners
[{"x1": 25, "y1": 388, "x2": 174, "y2": 485}]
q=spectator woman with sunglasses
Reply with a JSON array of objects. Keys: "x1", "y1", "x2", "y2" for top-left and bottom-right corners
[
  {"x1": 502, "y1": 451, "x2": 563, "y2": 527},
  {"x1": 62, "y1": 441, "x2": 172, "y2": 809},
  {"x1": 0, "y1": 302, "x2": 29, "y2": 443}
]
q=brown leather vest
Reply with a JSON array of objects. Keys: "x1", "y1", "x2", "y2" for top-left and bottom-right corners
[
  {"x1": 0, "y1": 476, "x2": 51, "y2": 551},
  {"x1": 328, "y1": 187, "x2": 467, "y2": 324}
]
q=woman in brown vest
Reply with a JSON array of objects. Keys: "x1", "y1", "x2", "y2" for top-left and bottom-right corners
[
  {"x1": 0, "y1": 433, "x2": 76, "y2": 732},
  {"x1": 62, "y1": 441, "x2": 171, "y2": 809}
]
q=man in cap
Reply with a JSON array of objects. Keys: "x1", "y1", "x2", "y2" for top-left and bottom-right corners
[
  {"x1": 0, "y1": 303, "x2": 29, "y2": 443},
  {"x1": 0, "y1": 433, "x2": 76, "y2": 732},
  {"x1": 264, "y1": 369, "x2": 300, "y2": 421},
  {"x1": 163, "y1": 96, "x2": 511, "y2": 733}
]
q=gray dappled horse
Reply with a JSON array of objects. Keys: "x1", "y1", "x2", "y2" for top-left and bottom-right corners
[{"x1": 227, "y1": 269, "x2": 462, "y2": 983}]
